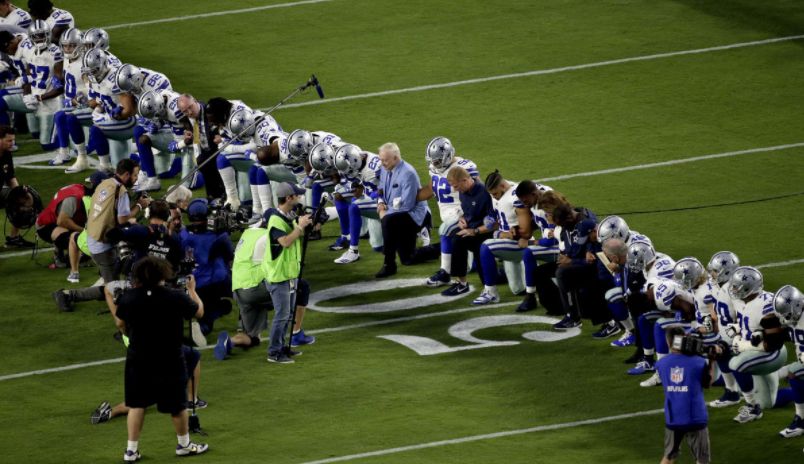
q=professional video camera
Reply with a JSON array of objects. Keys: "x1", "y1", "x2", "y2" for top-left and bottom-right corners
[
  {"x1": 292, "y1": 196, "x2": 330, "y2": 228},
  {"x1": 671, "y1": 332, "x2": 725, "y2": 359},
  {"x1": 5, "y1": 185, "x2": 42, "y2": 230},
  {"x1": 207, "y1": 203, "x2": 252, "y2": 234},
  {"x1": 174, "y1": 252, "x2": 196, "y2": 289}
]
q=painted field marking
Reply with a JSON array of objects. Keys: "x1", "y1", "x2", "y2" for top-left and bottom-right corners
[{"x1": 102, "y1": 0, "x2": 335, "y2": 30}]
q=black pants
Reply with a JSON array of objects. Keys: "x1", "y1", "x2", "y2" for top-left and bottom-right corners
[
  {"x1": 556, "y1": 261, "x2": 601, "y2": 320},
  {"x1": 381, "y1": 212, "x2": 420, "y2": 267},
  {"x1": 452, "y1": 232, "x2": 493, "y2": 278},
  {"x1": 532, "y1": 261, "x2": 563, "y2": 314},
  {"x1": 197, "y1": 150, "x2": 225, "y2": 200},
  {"x1": 197, "y1": 281, "x2": 233, "y2": 334}
]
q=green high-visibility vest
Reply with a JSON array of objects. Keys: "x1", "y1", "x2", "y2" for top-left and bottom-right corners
[
  {"x1": 262, "y1": 212, "x2": 301, "y2": 284},
  {"x1": 232, "y1": 228, "x2": 268, "y2": 291}
]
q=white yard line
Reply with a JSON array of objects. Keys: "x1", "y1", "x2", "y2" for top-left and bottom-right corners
[
  {"x1": 0, "y1": 247, "x2": 52, "y2": 259},
  {"x1": 0, "y1": 303, "x2": 506, "y2": 382},
  {"x1": 101, "y1": 0, "x2": 335, "y2": 30},
  {"x1": 265, "y1": 34, "x2": 804, "y2": 110},
  {"x1": 756, "y1": 258, "x2": 804, "y2": 270},
  {"x1": 536, "y1": 142, "x2": 804, "y2": 182},
  {"x1": 297, "y1": 409, "x2": 664, "y2": 464}
]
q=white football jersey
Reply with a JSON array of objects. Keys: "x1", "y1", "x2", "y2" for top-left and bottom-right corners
[
  {"x1": 44, "y1": 7, "x2": 74, "y2": 29},
  {"x1": 643, "y1": 253, "x2": 676, "y2": 292},
  {"x1": 653, "y1": 278, "x2": 693, "y2": 311},
  {"x1": 312, "y1": 130, "x2": 343, "y2": 149},
  {"x1": 711, "y1": 281, "x2": 738, "y2": 336},
  {"x1": 133, "y1": 67, "x2": 171, "y2": 99},
  {"x1": 732, "y1": 291, "x2": 775, "y2": 340},
  {"x1": 26, "y1": 44, "x2": 62, "y2": 111},
  {"x1": 0, "y1": 7, "x2": 31, "y2": 29},
  {"x1": 513, "y1": 181, "x2": 552, "y2": 237},
  {"x1": 429, "y1": 156, "x2": 478, "y2": 223},
  {"x1": 789, "y1": 311, "x2": 804, "y2": 356},
  {"x1": 9, "y1": 33, "x2": 31, "y2": 78},
  {"x1": 89, "y1": 65, "x2": 124, "y2": 112},
  {"x1": 492, "y1": 182, "x2": 519, "y2": 233},
  {"x1": 253, "y1": 116, "x2": 281, "y2": 147},
  {"x1": 356, "y1": 151, "x2": 381, "y2": 191},
  {"x1": 267, "y1": 131, "x2": 307, "y2": 180},
  {"x1": 691, "y1": 280, "x2": 716, "y2": 324},
  {"x1": 626, "y1": 230, "x2": 651, "y2": 247},
  {"x1": 62, "y1": 56, "x2": 87, "y2": 103}
]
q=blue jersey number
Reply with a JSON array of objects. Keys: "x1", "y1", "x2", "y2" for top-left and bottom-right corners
[
  {"x1": 495, "y1": 208, "x2": 509, "y2": 231},
  {"x1": 368, "y1": 157, "x2": 380, "y2": 171},
  {"x1": 27, "y1": 64, "x2": 50, "y2": 90},
  {"x1": 431, "y1": 175, "x2": 453, "y2": 204},
  {"x1": 715, "y1": 300, "x2": 733, "y2": 326},
  {"x1": 64, "y1": 73, "x2": 77, "y2": 98}
]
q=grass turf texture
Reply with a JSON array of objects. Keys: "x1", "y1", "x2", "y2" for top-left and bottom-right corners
[{"x1": 1, "y1": 0, "x2": 804, "y2": 462}]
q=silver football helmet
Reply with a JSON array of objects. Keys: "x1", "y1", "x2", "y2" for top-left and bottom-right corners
[
  {"x1": 309, "y1": 143, "x2": 336, "y2": 176},
  {"x1": 287, "y1": 129, "x2": 314, "y2": 162},
  {"x1": 29, "y1": 20, "x2": 50, "y2": 52},
  {"x1": 334, "y1": 144, "x2": 363, "y2": 178},
  {"x1": 425, "y1": 136, "x2": 455, "y2": 172},
  {"x1": 82, "y1": 27, "x2": 110, "y2": 51},
  {"x1": 707, "y1": 251, "x2": 740, "y2": 286},
  {"x1": 137, "y1": 90, "x2": 165, "y2": 121},
  {"x1": 626, "y1": 240, "x2": 656, "y2": 272},
  {"x1": 59, "y1": 27, "x2": 83, "y2": 60},
  {"x1": 774, "y1": 285, "x2": 804, "y2": 326},
  {"x1": 728, "y1": 266, "x2": 763, "y2": 301},
  {"x1": 597, "y1": 215, "x2": 630, "y2": 243},
  {"x1": 115, "y1": 64, "x2": 144, "y2": 93},
  {"x1": 82, "y1": 48, "x2": 110, "y2": 84},
  {"x1": 227, "y1": 108, "x2": 255, "y2": 137},
  {"x1": 673, "y1": 257, "x2": 705, "y2": 290}
]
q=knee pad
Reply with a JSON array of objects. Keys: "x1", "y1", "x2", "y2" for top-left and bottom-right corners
[{"x1": 54, "y1": 230, "x2": 72, "y2": 250}]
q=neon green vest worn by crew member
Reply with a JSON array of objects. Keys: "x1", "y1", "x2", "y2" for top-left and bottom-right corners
[
  {"x1": 262, "y1": 212, "x2": 301, "y2": 284},
  {"x1": 232, "y1": 228, "x2": 268, "y2": 291}
]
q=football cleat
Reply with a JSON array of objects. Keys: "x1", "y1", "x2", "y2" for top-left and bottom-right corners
[
  {"x1": 611, "y1": 330, "x2": 635, "y2": 347},
  {"x1": 733, "y1": 404, "x2": 763, "y2": 423},
  {"x1": 708, "y1": 389, "x2": 742, "y2": 408},
  {"x1": 334, "y1": 249, "x2": 360, "y2": 264},
  {"x1": 425, "y1": 269, "x2": 451, "y2": 287},
  {"x1": 779, "y1": 416, "x2": 804, "y2": 438},
  {"x1": 627, "y1": 358, "x2": 655, "y2": 375},
  {"x1": 90, "y1": 401, "x2": 112, "y2": 424},
  {"x1": 472, "y1": 290, "x2": 500, "y2": 305},
  {"x1": 639, "y1": 372, "x2": 662, "y2": 387}
]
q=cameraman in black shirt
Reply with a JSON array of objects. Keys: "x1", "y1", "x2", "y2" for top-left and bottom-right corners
[{"x1": 113, "y1": 257, "x2": 209, "y2": 460}]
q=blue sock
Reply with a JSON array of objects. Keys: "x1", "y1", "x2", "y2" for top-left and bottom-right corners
[
  {"x1": 732, "y1": 370, "x2": 754, "y2": 394},
  {"x1": 608, "y1": 300, "x2": 628, "y2": 322},
  {"x1": 54, "y1": 111, "x2": 69, "y2": 148},
  {"x1": 134, "y1": 126, "x2": 156, "y2": 177},
  {"x1": 216, "y1": 154, "x2": 232, "y2": 170},
  {"x1": 87, "y1": 126, "x2": 109, "y2": 155},
  {"x1": 775, "y1": 388, "x2": 795, "y2": 408},
  {"x1": 311, "y1": 182, "x2": 323, "y2": 209},
  {"x1": 248, "y1": 164, "x2": 259, "y2": 185},
  {"x1": 790, "y1": 377, "x2": 804, "y2": 404},
  {"x1": 334, "y1": 198, "x2": 350, "y2": 237},
  {"x1": 67, "y1": 114, "x2": 85, "y2": 144},
  {"x1": 522, "y1": 248, "x2": 537, "y2": 288},
  {"x1": 638, "y1": 314, "x2": 655, "y2": 352},
  {"x1": 158, "y1": 157, "x2": 182, "y2": 179},
  {"x1": 478, "y1": 244, "x2": 498, "y2": 286},
  {"x1": 348, "y1": 201, "x2": 362, "y2": 247},
  {"x1": 0, "y1": 96, "x2": 10, "y2": 126},
  {"x1": 440, "y1": 234, "x2": 453, "y2": 254},
  {"x1": 716, "y1": 357, "x2": 732, "y2": 374},
  {"x1": 654, "y1": 323, "x2": 668, "y2": 355}
]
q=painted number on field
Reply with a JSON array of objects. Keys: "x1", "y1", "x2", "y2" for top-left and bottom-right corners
[{"x1": 380, "y1": 315, "x2": 581, "y2": 356}]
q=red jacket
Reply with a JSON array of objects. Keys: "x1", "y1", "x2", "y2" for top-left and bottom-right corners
[{"x1": 36, "y1": 184, "x2": 87, "y2": 228}]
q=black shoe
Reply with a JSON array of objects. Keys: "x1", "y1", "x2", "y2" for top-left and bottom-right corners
[
  {"x1": 282, "y1": 346, "x2": 302, "y2": 357},
  {"x1": 591, "y1": 321, "x2": 622, "y2": 339},
  {"x1": 624, "y1": 349, "x2": 643, "y2": 364},
  {"x1": 553, "y1": 315, "x2": 582, "y2": 331},
  {"x1": 308, "y1": 229, "x2": 322, "y2": 241},
  {"x1": 516, "y1": 293, "x2": 538, "y2": 312},
  {"x1": 375, "y1": 264, "x2": 397, "y2": 278},
  {"x1": 5, "y1": 235, "x2": 35, "y2": 248},
  {"x1": 441, "y1": 282, "x2": 470, "y2": 296},
  {"x1": 53, "y1": 289, "x2": 74, "y2": 312}
]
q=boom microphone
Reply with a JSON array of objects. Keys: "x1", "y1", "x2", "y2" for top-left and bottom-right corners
[{"x1": 310, "y1": 74, "x2": 325, "y2": 99}]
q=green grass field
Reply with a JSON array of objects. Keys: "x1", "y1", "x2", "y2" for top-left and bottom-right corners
[{"x1": 2, "y1": 0, "x2": 804, "y2": 462}]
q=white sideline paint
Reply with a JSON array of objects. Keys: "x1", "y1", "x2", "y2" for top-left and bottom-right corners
[
  {"x1": 0, "y1": 303, "x2": 507, "y2": 382},
  {"x1": 537, "y1": 142, "x2": 804, "y2": 182},
  {"x1": 267, "y1": 34, "x2": 804, "y2": 111},
  {"x1": 296, "y1": 409, "x2": 664, "y2": 464},
  {"x1": 0, "y1": 247, "x2": 53, "y2": 259},
  {"x1": 756, "y1": 258, "x2": 804, "y2": 269},
  {"x1": 101, "y1": 0, "x2": 334, "y2": 30}
]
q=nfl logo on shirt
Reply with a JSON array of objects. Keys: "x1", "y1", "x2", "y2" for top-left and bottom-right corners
[{"x1": 670, "y1": 367, "x2": 684, "y2": 384}]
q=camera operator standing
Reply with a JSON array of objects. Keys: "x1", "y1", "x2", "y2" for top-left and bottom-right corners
[
  {"x1": 113, "y1": 257, "x2": 208, "y2": 461},
  {"x1": 263, "y1": 182, "x2": 311, "y2": 364},
  {"x1": 53, "y1": 159, "x2": 149, "y2": 312},
  {"x1": 655, "y1": 327, "x2": 715, "y2": 464},
  {"x1": 179, "y1": 198, "x2": 234, "y2": 339}
]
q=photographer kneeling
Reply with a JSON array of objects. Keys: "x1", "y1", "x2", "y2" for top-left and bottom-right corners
[
  {"x1": 180, "y1": 199, "x2": 235, "y2": 339},
  {"x1": 113, "y1": 257, "x2": 208, "y2": 461},
  {"x1": 263, "y1": 182, "x2": 312, "y2": 364},
  {"x1": 656, "y1": 327, "x2": 716, "y2": 464}
]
